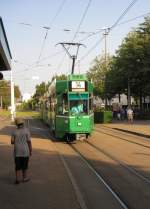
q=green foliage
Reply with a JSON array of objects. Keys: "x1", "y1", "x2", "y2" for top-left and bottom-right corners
[
  {"x1": 16, "y1": 111, "x2": 40, "y2": 119},
  {"x1": 87, "y1": 54, "x2": 112, "y2": 98},
  {"x1": 0, "y1": 80, "x2": 10, "y2": 108},
  {"x1": 0, "y1": 109, "x2": 10, "y2": 117},
  {"x1": 105, "y1": 17, "x2": 150, "y2": 105},
  {"x1": 31, "y1": 74, "x2": 67, "y2": 109},
  {"x1": 0, "y1": 80, "x2": 21, "y2": 108},
  {"x1": 55, "y1": 74, "x2": 67, "y2": 80},
  {"x1": 94, "y1": 111, "x2": 112, "y2": 123},
  {"x1": 14, "y1": 85, "x2": 21, "y2": 99}
]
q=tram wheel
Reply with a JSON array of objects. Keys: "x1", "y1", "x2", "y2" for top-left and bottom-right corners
[
  {"x1": 66, "y1": 134, "x2": 71, "y2": 143},
  {"x1": 52, "y1": 130, "x2": 56, "y2": 137}
]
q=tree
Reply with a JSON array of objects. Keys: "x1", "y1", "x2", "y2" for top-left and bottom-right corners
[
  {"x1": 87, "y1": 54, "x2": 112, "y2": 99},
  {"x1": 0, "y1": 80, "x2": 21, "y2": 108},
  {"x1": 106, "y1": 17, "x2": 150, "y2": 108},
  {"x1": 32, "y1": 82, "x2": 47, "y2": 103},
  {"x1": 14, "y1": 85, "x2": 21, "y2": 99},
  {"x1": 31, "y1": 74, "x2": 67, "y2": 108}
]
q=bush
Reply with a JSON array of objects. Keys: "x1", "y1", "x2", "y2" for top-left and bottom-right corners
[
  {"x1": 94, "y1": 111, "x2": 113, "y2": 123},
  {"x1": 134, "y1": 109, "x2": 150, "y2": 120}
]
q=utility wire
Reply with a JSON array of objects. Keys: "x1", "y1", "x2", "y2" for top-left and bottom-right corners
[
  {"x1": 56, "y1": 0, "x2": 92, "y2": 73},
  {"x1": 14, "y1": 3, "x2": 146, "y2": 78},
  {"x1": 77, "y1": 11, "x2": 150, "y2": 43},
  {"x1": 78, "y1": 0, "x2": 139, "y2": 63},
  {"x1": 36, "y1": 0, "x2": 67, "y2": 65},
  {"x1": 72, "y1": 0, "x2": 92, "y2": 41},
  {"x1": 15, "y1": 9, "x2": 148, "y2": 78},
  {"x1": 13, "y1": 50, "x2": 64, "y2": 76},
  {"x1": 110, "y1": 0, "x2": 139, "y2": 30},
  {"x1": 14, "y1": 10, "x2": 149, "y2": 77},
  {"x1": 79, "y1": 36, "x2": 105, "y2": 62},
  {"x1": 116, "y1": 11, "x2": 150, "y2": 27}
]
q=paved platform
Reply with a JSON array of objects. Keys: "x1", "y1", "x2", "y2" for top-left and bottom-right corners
[
  {"x1": 0, "y1": 121, "x2": 80, "y2": 209},
  {"x1": 102, "y1": 120, "x2": 150, "y2": 138}
]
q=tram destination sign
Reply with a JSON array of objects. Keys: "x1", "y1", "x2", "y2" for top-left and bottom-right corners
[{"x1": 71, "y1": 81, "x2": 85, "y2": 92}]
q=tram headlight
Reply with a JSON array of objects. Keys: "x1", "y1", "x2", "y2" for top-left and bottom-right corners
[{"x1": 77, "y1": 122, "x2": 82, "y2": 126}]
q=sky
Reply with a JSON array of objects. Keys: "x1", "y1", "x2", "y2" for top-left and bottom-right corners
[{"x1": 1, "y1": 0, "x2": 150, "y2": 96}]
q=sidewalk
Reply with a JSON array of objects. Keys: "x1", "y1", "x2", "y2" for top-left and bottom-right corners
[
  {"x1": 0, "y1": 122, "x2": 80, "y2": 209},
  {"x1": 103, "y1": 120, "x2": 150, "y2": 138}
]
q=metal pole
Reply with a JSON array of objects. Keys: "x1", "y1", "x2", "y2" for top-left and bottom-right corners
[
  {"x1": 71, "y1": 56, "x2": 76, "y2": 74},
  {"x1": 104, "y1": 29, "x2": 107, "y2": 70},
  {"x1": 10, "y1": 69, "x2": 15, "y2": 121},
  {"x1": 104, "y1": 29, "x2": 108, "y2": 107},
  {"x1": 127, "y1": 78, "x2": 131, "y2": 107}
]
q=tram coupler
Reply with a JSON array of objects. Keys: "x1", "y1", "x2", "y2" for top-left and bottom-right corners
[{"x1": 76, "y1": 134, "x2": 86, "y2": 141}]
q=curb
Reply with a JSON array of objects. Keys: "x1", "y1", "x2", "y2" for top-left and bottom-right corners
[{"x1": 114, "y1": 128, "x2": 150, "y2": 139}]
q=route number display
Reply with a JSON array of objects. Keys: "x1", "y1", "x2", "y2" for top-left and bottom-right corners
[{"x1": 71, "y1": 81, "x2": 85, "y2": 92}]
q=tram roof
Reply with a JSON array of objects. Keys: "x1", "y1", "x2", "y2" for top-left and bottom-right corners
[
  {"x1": 67, "y1": 74, "x2": 87, "y2": 81},
  {"x1": 0, "y1": 17, "x2": 12, "y2": 71}
]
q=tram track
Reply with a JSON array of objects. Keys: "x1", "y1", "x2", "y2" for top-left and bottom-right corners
[
  {"x1": 101, "y1": 124, "x2": 150, "y2": 140},
  {"x1": 70, "y1": 143, "x2": 129, "y2": 209},
  {"x1": 28, "y1": 119, "x2": 129, "y2": 209},
  {"x1": 92, "y1": 126, "x2": 150, "y2": 185},
  {"x1": 85, "y1": 140, "x2": 150, "y2": 184},
  {"x1": 70, "y1": 140, "x2": 150, "y2": 209},
  {"x1": 28, "y1": 119, "x2": 150, "y2": 209},
  {"x1": 94, "y1": 126, "x2": 150, "y2": 149}
]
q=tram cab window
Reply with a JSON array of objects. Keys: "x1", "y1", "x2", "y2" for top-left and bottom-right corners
[{"x1": 70, "y1": 100, "x2": 88, "y2": 115}]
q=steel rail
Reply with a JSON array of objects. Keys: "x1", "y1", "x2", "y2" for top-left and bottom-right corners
[
  {"x1": 85, "y1": 140, "x2": 150, "y2": 185},
  {"x1": 101, "y1": 125, "x2": 150, "y2": 140},
  {"x1": 28, "y1": 120, "x2": 129, "y2": 209},
  {"x1": 70, "y1": 144, "x2": 129, "y2": 209},
  {"x1": 94, "y1": 127, "x2": 150, "y2": 149}
]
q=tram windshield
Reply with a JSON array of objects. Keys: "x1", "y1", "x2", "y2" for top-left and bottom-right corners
[{"x1": 70, "y1": 100, "x2": 88, "y2": 115}]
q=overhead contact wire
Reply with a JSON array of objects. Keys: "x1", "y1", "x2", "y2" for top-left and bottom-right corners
[
  {"x1": 57, "y1": 0, "x2": 92, "y2": 72},
  {"x1": 79, "y1": 0, "x2": 139, "y2": 62},
  {"x1": 36, "y1": 0, "x2": 67, "y2": 65}
]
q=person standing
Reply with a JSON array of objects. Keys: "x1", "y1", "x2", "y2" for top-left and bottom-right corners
[
  {"x1": 11, "y1": 118, "x2": 32, "y2": 184},
  {"x1": 127, "y1": 107, "x2": 134, "y2": 123},
  {"x1": 120, "y1": 108, "x2": 125, "y2": 121}
]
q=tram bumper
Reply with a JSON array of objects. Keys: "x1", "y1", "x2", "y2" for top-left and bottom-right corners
[{"x1": 68, "y1": 114, "x2": 94, "y2": 134}]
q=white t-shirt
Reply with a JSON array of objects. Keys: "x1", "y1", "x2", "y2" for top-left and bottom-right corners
[
  {"x1": 127, "y1": 109, "x2": 133, "y2": 116},
  {"x1": 11, "y1": 127, "x2": 31, "y2": 157}
]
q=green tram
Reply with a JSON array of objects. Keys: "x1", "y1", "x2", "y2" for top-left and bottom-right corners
[{"x1": 41, "y1": 74, "x2": 94, "y2": 142}]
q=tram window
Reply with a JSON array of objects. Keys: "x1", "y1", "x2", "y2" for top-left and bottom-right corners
[
  {"x1": 70, "y1": 100, "x2": 88, "y2": 115},
  {"x1": 58, "y1": 105, "x2": 63, "y2": 114},
  {"x1": 57, "y1": 103, "x2": 68, "y2": 115},
  {"x1": 62, "y1": 94, "x2": 68, "y2": 115},
  {"x1": 89, "y1": 98, "x2": 93, "y2": 113}
]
